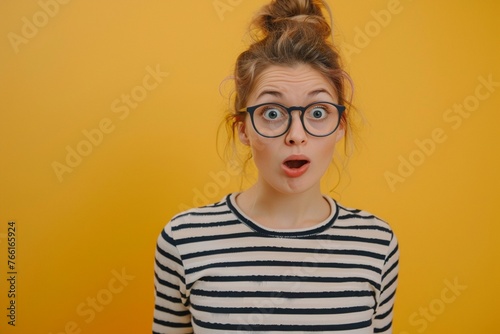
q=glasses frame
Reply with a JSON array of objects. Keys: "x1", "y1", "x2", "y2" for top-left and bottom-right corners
[{"x1": 244, "y1": 101, "x2": 346, "y2": 138}]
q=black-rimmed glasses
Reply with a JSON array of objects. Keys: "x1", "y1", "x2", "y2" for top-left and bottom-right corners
[{"x1": 243, "y1": 101, "x2": 345, "y2": 138}]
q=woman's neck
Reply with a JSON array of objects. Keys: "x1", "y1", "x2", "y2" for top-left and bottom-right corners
[{"x1": 236, "y1": 183, "x2": 331, "y2": 230}]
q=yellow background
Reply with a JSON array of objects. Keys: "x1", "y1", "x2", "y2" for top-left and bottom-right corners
[{"x1": 1, "y1": 0, "x2": 499, "y2": 333}]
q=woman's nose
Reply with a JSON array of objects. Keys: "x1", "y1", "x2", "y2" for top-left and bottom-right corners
[{"x1": 284, "y1": 111, "x2": 307, "y2": 145}]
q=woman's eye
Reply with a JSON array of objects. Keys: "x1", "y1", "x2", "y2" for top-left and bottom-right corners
[
  {"x1": 263, "y1": 108, "x2": 283, "y2": 120},
  {"x1": 309, "y1": 107, "x2": 328, "y2": 119}
]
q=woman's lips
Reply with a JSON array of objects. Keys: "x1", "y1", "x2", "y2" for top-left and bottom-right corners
[{"x1": 282, "y1": 156, "x2": 310, "y2": 177}]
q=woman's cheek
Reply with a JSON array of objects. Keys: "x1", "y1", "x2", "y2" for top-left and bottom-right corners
[{"x1": 249, "y1": 135, "x2": 274, "y2": 157}]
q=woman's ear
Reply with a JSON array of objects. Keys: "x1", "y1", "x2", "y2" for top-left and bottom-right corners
[
  {"x1": 238, "y1": 122, "x2": 250, "y2": 146},
  {"x1": 333, "y1": 125, "x2": 345, "y2": 144}
]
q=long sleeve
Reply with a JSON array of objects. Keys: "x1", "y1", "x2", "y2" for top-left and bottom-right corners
[
  {"x1": 373, "y1": 232, "x2": 400, "y2": 333},
  {"x1": 152, "y1": 224, "x2": 192, "y2": 334}
]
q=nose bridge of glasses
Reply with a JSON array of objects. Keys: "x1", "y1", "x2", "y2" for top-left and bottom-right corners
[
  {"x1": 286, "y1": 105, "x2": 307, "y2": 115},
  {"x1": 285, "y1": 107, "x2": 307, "y2": 135},
  {"x1": 286, "y1": 106, "x2": 306, "y2": 122}
]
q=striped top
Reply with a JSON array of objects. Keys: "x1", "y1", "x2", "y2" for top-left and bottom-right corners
[{"x1": 153, "y1": 193, "x2": 399, "y2": 333}]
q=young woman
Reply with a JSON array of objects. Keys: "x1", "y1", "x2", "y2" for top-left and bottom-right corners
[{"x1": 153, "y1": 0, "x2": 399, "y2": 333}]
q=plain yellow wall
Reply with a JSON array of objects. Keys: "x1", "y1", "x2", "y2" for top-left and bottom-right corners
[{"x1": 1, "y1": 0, "x2": 499, "y2": 333}]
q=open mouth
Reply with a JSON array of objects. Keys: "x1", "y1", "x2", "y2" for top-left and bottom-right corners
[
  {"x1": 284, "y1": 160, "x2": 309, "y2": 169},
  {"x1": 282, "y1": 157, "x2": 310, "y2": 177}
]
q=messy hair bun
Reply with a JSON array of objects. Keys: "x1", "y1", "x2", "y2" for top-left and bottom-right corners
[
  {"x1": 224, "y1": 0, "x2": 354, "y2": 162},
  {"x1": 254, "y1": 0, "x2": 332, "y2": 39}
]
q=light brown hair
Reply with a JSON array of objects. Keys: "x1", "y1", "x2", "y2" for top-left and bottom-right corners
[{"x1": 223, "y1": 0, "x2": 355, "y2": 165}]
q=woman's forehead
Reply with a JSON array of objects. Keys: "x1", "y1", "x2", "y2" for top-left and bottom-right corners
[{"x1": 250, "y1": 64, "x2": 338, "y2": 102}]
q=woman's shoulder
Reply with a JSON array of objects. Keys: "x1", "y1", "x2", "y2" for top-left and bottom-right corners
[
  {"x1": 333, "y1": 200, "x2": 395, "y2": 235},
  {"x1": 165, "y1": 194, "x2": 234, "y2": 230}
]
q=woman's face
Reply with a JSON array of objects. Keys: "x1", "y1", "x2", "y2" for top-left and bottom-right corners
[{"x1": 239, "y1": 63, "x2": 344, "y2": 196}]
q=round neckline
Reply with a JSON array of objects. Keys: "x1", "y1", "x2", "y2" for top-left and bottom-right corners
[{"x1": 226, "y1": 193, "x2": 338, "y2": 238}]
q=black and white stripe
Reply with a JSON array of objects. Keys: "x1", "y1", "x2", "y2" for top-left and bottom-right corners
[{"x1": 153, "y1": 194, "x2": 399, "y2": 333}]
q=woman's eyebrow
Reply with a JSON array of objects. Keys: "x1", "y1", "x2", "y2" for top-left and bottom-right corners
[
  {"x1": 256, "y1": 89, "x2": 282, "y2": 99},
  {"x1": 308, "y1": 88, "x2": 334, "y2": 98},
  {"x1": 257, "y1": 88, "x2": 333, "y2": 99}
]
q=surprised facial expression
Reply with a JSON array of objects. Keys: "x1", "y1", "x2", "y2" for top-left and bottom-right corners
[{"x1": 239, "y1": 64, "x2": 345, "y2": 195}]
